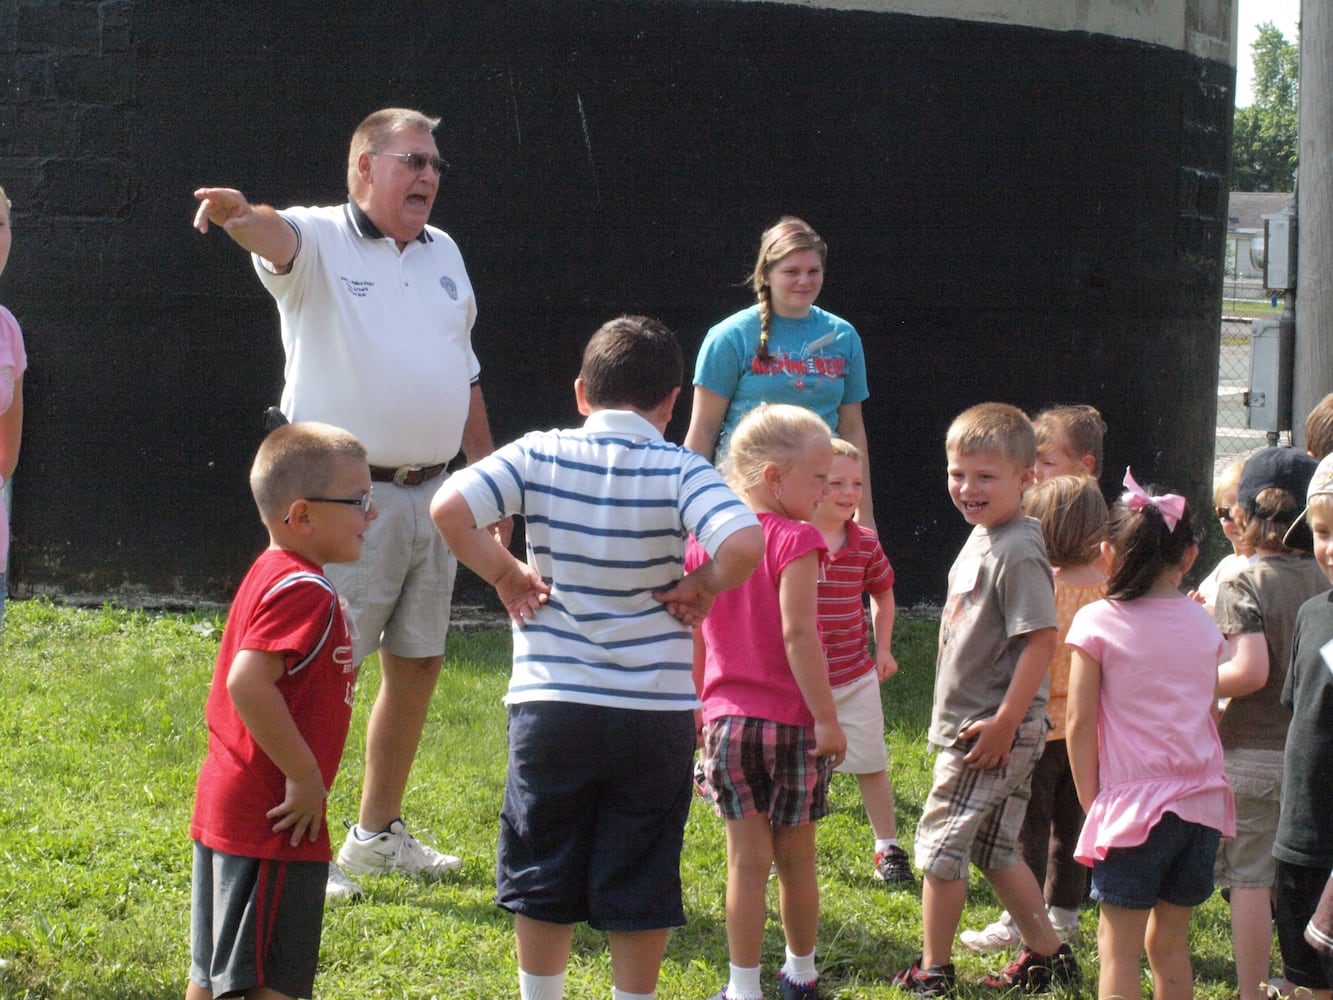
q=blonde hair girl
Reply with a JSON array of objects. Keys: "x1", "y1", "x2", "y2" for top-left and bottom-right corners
[{"x1": 688, "y1": 403, "x2": 846, "y2": 1000}]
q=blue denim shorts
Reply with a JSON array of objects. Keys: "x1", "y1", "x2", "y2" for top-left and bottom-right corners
[{"x1": 1090, "y1": 811, "x2": 1220, "y2": 909}]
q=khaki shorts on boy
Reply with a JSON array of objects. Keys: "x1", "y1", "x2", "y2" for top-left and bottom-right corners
[
  {"x1": 914, "y1": 716, "x2": 1047, "y2": 880},
  {"x1": 832, "y1": 670, "x2": 889, "y2": 774},
  {"x1": 1215, "y1": 746, "x2": 1283, "y2": 888}
]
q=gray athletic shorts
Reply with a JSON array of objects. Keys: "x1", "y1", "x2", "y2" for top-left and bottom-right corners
[{"x1": 189, "y1": 841, "x2": 326, "y2": 999}]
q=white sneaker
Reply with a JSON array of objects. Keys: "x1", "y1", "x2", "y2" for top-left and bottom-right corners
[
  {"x1": 325, "y1": 862, "x2": 363, "y2": 901},
  {"x1": 960, "y1": 911, "x2": 1020, "y2": 954},
  {"x1": 336, "y1": 818, "x2": 462, "y2": 879}
]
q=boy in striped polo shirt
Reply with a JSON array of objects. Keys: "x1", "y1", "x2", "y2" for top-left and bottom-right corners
[
  {"x1": 810, "y1": 438, "x2": 908, "y2": 884},
  {"x1": 431, "y1": 315, "x2": 763, "y2": 1000}
]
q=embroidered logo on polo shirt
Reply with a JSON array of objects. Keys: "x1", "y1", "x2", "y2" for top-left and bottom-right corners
[
  {"x1": 340, "y1": 277, "x2": 374, "y2": 298},
  {"x1": 440, "y1": 275, "x2": 458, "y2": 300}
]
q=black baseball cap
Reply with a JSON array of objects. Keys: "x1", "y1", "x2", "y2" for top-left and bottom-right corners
[{"x1": 1238, "y1": 447, "x2": 1317, "y2": 548}]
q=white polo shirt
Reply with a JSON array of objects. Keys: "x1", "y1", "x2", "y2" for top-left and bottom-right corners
[{"x1": 254, "y1": 201, "x2": 479, "y2": 467}]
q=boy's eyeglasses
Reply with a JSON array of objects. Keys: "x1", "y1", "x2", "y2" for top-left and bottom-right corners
[
  {"x1": 284, "y1": 489, "x2": 374, "y2": 524},
  {"x1": 1215, "y1": 505, "x2": 1234, "y2": 521},
  {"x1": 307, "y1": 490, "x2": 374, "y2": 514},
  {"x1": 372, "y1": 151, "x2": 448, "y2": 176}
]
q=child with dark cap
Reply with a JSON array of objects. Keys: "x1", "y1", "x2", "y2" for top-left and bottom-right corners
[
  {"x1": 1213, "y1": 447, "x2": 1332, "y2": 1000},
  {"x1": 1272, "y1": 452, "x2": 1333, "y2": 998}
]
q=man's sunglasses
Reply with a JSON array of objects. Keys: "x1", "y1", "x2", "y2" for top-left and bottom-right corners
[{"x1": 372, "y1": 151, "x2": 448, "y2": 176}]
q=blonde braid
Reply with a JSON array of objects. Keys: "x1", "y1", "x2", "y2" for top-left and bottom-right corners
[
  {"x1": 756, "y1": 286, "x2": 773, "y2": 362},
  {"x1": 750, "y1": 215, "x2": 826, "y2": 365}
]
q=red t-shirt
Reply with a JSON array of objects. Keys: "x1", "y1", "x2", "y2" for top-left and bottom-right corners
[{"x1": 190, "y1": 548, "x2": 355, "y2": 861}]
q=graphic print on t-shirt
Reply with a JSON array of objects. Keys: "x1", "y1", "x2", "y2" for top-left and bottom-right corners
[{"x1": 748, "y1": 332, "x2": 847, "y2": 393}]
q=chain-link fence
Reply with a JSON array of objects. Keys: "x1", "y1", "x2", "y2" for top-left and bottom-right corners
[{"x1": 1213, "y1": 315, "x2": 1292, "y2": 485}]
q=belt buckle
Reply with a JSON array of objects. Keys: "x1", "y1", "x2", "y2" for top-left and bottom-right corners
[{"x1": 392, "y1": 465, "x2": 416, "y2": 487}]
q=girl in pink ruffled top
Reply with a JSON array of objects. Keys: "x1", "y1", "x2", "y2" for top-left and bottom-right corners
[{"x1": 1065, "y1": 470, "x2": 1236, "y2": 1000}]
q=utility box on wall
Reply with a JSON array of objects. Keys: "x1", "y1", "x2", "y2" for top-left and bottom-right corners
[
  {"x1": 1247, "y1": 316, "x2": 1295, "y2": 432},
  {"x1": 1262, "y1": 209, "x2": 1297, "y2": 291}
]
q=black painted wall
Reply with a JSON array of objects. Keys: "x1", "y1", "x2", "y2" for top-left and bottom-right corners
[{"x1": 0, "y1": 1, "x2": 1231, "y2": 606}]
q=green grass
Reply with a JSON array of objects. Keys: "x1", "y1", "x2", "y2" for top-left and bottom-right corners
[
  {"x1": 0, "y1": 600, "x2": 1253, "y2": 998},
  {"x1": 1221, "y1": 298, "x2": 1284, "y2": 318}
]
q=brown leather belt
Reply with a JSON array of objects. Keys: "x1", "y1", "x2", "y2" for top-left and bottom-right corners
[{"x1": 369, "y1": 463, "x2": 449, "y2": 487}]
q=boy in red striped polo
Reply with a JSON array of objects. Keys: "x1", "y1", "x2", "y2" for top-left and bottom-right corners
[{"x1": 810, "y1": 438, "x2": 909, "y2": 884}]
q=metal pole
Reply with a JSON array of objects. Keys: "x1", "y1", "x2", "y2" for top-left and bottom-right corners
[{"x1": 1294, "y1": 0, "x2": 1333, "y2": 447}]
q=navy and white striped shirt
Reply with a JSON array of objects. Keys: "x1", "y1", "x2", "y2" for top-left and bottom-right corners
[{"x1": 450, "y1": 409, "x2": 757, "y2": 710}]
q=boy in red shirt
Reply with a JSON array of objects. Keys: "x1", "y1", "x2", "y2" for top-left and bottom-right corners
[
  {"x1": 186, "y1": 422, "x2": 374, "y2": 1000},
  {"x1": 809, "y1": 438, "x2": 908, "y2": 884}
]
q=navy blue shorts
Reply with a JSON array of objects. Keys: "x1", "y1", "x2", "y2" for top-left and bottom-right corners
[
  {"x1": 496, "y1": 701, "x2": 695, "y2": 930},
  {"x1": 1090, "y1": 812, "x2": 1220, "y2": 910},
  {"x1": 1275, "y1": 860, "x2": 1333, "y2": 990}
]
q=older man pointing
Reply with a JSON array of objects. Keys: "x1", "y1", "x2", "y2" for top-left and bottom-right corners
[{"x1": 194, "y1": 107, "x2": 507, "y2": 898}]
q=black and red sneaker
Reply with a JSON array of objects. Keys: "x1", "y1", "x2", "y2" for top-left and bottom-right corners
[
  {"x1": 979, "y1": 943, "x2": 1081, "y2": 993},
  {"x1": 891, "y1": 957, "x2": 956, "y2": 997}
]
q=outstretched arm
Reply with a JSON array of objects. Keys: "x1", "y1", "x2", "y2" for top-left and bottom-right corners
[
  {"x1": 192, "y1": 187, "x2": 299, "y2": 271},
  {"x1": 431, "y1": 485, "x2": 548, "y2": 625}
]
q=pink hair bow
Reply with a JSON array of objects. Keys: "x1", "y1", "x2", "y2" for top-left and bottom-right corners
[{"x1": 1121, "y1": 468, "x2": 1186, "y2": 531}]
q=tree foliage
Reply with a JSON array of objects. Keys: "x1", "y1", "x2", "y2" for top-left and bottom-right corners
[{"x1": 1231, "y1": 22, "x2": 1299, "y2": 192}]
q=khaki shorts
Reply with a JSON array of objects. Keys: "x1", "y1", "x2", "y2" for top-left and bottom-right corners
[
  {"x1": 914, "y1": 716, "x2": 1047, "y2": 881},
  {"x1": 832, "y1": 670, "x2": 890, "y2": 774},
  {"x1": 325, "y1": 475, "x2": 457, "y2": 665},
  {"x1": 1215, "y1": 746, "x2": 1283, "y2": 889}
]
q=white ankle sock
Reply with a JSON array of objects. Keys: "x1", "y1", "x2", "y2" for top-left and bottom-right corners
[
  {"x1": 519, "y1": 969, "x2": 565, "y2": 1000},
  {"x1": 781, "y1": 947, "x2": 818, "y2": 985},
  {"x1": 874, "y1": 837, "x2": 899, "y2": 852},
  {"x1": 726, "y1": 963, "x2": 763, "y2": 999},
  {"x1": 611, "y1": 989, "x2": 654, "y2": 1000},
  {"x1": 1048, "y1": 905, "x2": 1078, "y2": 926}
]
